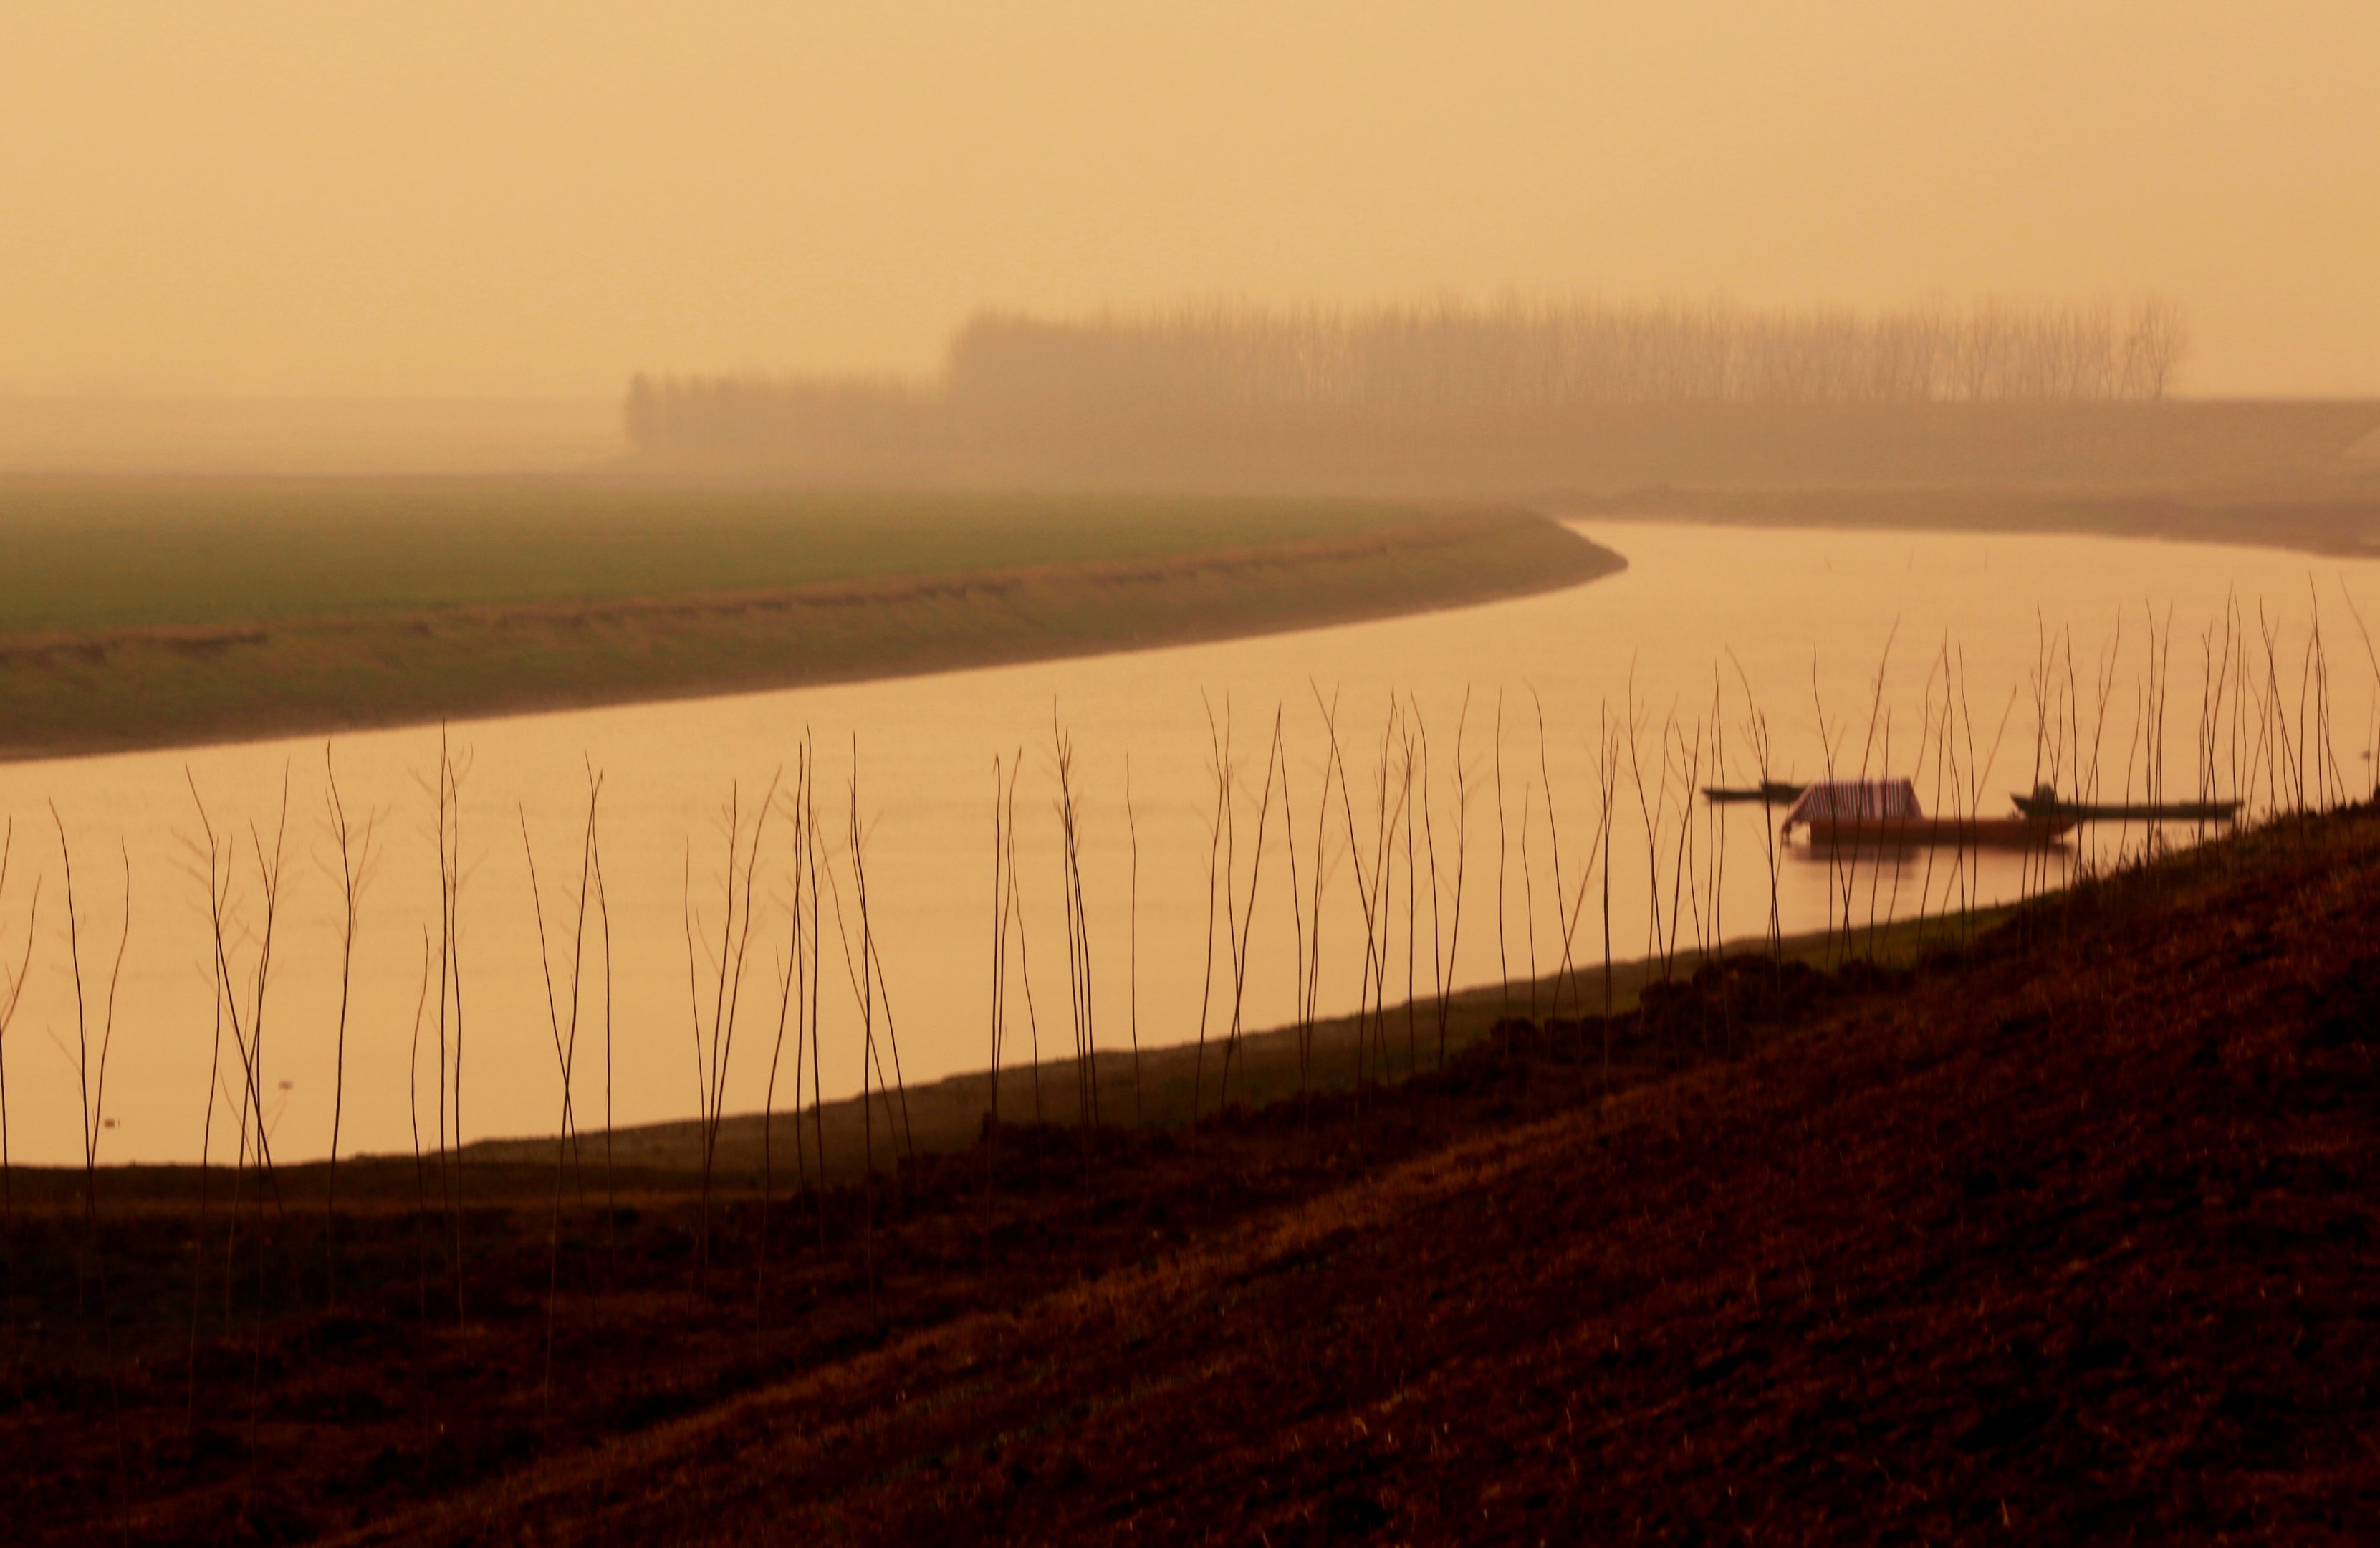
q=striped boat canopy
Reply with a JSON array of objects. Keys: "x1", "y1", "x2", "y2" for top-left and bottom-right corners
[{"x1": 1782, "y1": 778, "x2": 1923, "y2": 826}]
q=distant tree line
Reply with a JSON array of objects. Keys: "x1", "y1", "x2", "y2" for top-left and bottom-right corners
[
  {"x1": 625, "y1": 295, "x2": 2190, "y2": 464},
  {"x1": 944, "y1": 295, "x2": 2190, "y2": 411}
]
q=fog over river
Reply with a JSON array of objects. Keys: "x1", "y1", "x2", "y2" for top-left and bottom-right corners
[{"x1": 7, "y1": 520, "x2": 2376, "y2": 1167}]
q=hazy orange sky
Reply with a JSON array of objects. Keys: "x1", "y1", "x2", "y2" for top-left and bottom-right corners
[{"x1": 4, "y1": 3, "x2": 2374, "y2": 400}]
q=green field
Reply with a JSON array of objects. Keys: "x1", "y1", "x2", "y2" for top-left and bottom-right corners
[
  {"x1": 0, "y1": 479, "x2": 1413, "y2": 634},
  {"x1": 0, "y1": 478, "x2": 1617, "y2": 758}
]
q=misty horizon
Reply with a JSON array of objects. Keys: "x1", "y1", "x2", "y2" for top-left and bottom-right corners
[{"x1": 6, "y1": 4, "x2": 2377, "y2": 402}]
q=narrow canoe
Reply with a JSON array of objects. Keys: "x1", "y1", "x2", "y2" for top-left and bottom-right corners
[
  {"x1": 2010, "y1": 792, "x2": 2241, "y2": 823},
  {"x1": 1702, "y1": 780, "x2": 1808, "y2": 805}
]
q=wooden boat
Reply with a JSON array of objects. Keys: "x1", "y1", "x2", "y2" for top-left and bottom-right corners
[
  {"x1": 2009, "y1": 785, "x2": 2241, "y2": 824},
  {"x1": 1701, "y1": 780, "x2": 1807, "y2": 805},
  {"x1": 1782, "y1": 778, "x2": 2074, "y2": 848}
]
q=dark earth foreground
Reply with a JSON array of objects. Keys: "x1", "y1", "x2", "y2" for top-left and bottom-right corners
[{"x1": 7, "y1": 811, "x2": 2376, "y2": 1543}]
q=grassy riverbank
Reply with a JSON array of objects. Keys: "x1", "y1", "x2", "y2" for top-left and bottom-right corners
[
  {"x1": 0, "y1": 479, "x2": 1618, "y2": 759},
  {"x1": 1573, "y1": 483, "x2": 2380, "y2": 559},
  {"x1": 458, "y1": 901, "x2": 2009, "y2": 1185}
]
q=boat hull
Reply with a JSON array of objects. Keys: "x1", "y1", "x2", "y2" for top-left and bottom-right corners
[{"x1": 1793, "y1": 815, "x2": 2075, "y2": 848}]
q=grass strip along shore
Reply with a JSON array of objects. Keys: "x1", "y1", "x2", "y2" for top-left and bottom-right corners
[
  {"x1": 1575, "y1": 483, "x2": 2380, "y2": 559},
  {"x1": 0, "y1": 482, "x2": 1616, "y2": 759},
  {"x1": 7, "y1": 807, "x2": 2375, "y2": 1541}
]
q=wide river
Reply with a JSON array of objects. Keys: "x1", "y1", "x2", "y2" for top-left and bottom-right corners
[{"x1": 6, "y1": 520, "x2": 2377, "y2": 1167}]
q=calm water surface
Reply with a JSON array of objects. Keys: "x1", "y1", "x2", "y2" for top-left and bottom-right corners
[{"x1": 6, "y1": 520, "x2": 2376, "y2": 1166}]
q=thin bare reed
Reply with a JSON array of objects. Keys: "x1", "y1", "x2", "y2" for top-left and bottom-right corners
[
  {"x1": 320, "y1": 744, "x2": 377, "y2": 1304},
  {"x1": 0, "y1": 821, "x2": 36, "y2": 1219},
  {"x1": 1126, "y1": 755, "x2": 1143, "y2": 1122},
  {"x1": 1189, "y1": 696, "x2": 1231, "y2": 1131},
  {"x1": 1217, "y1": 709, "x2": 1283, "y2": 1111}
]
